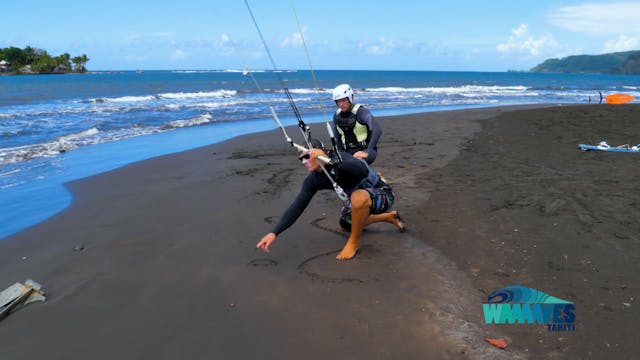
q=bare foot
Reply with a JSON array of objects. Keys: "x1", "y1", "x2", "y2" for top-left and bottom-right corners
[
  {"x1": 336, "y1": 242, "x2": 358, "y2": 260},
  {"x1": 391, "y1": 211, "x2": 406, "y2": 232}
]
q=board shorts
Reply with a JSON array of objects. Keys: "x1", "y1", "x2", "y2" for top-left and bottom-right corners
[{"x1": 339, "y1": 184, "x2": 394, "y2": 231}]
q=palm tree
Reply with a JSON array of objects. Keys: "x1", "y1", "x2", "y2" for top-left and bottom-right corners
[
  {"x1": 72, "y1": 54, "x2": 90, "y2": 73},
  {"x1": 54, "y1": 53, "x2": 71, "y2": 72}
]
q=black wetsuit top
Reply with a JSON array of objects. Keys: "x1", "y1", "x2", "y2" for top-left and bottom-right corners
[{"x1": 271, "y1": 156, "x2": 369, "y2": 235}]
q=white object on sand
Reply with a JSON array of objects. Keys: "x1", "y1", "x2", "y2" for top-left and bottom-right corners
[{"x1": 0, "y1": 279, "x2": 46, "y2": 320}]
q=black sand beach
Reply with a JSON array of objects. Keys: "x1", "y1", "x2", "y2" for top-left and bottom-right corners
[{"x1": 1, "y1": 105, "x2": 638, "y2": 359}]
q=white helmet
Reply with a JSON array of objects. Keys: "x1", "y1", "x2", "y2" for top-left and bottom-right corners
[{"x1": 332, "y1": 84, "x2": 353, "y2": 101}]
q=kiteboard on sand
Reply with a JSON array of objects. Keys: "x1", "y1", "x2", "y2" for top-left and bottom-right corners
[
  {"x1": 605, "y1": 93, "x2": 634, "y2": 105},
  {"x1": 578, "y1": 141, "x2": 640, "y2": 153}
]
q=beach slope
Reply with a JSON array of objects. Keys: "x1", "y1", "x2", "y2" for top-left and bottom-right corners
[{"x1": 1, "y1": 105, "x2": 638, "y2": 359}]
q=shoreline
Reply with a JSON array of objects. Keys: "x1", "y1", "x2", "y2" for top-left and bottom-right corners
[
  {"x1": 1, "y1": 104, "x2": 638, "y2": 358},
  {"x1": 0, "y1": 105, "x2": 513, "y2": 359},
  {"x1": 0, "y1": 104, "x2": 548, "y2": 241}
]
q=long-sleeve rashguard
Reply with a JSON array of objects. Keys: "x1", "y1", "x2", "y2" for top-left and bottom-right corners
[{"x1": 271, "y1": 157, "x2": 368, "y2": 235}]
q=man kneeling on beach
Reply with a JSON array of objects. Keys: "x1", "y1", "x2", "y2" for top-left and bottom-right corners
[{"x1": 256, "y1": 141, "x2": 405, "y2": 260}]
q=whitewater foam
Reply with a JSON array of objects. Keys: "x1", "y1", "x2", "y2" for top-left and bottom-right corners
[
  {"x1": 367, "y1": 85, "x2": 529, "y2": 95},
  {"x1": 0, "y1": 169, "x2": 21, "y2": 177},
  {"x1": 89, "y1": 95, "x2": 156, "y2": 103},
  {"x1": 0, "y1": 127, "x2": 158, "y2": 166},
  {"x1": 286, "y1": 88, "x2": 331, "y2": 95},
  {"x1": 162, "y1": 114, "x2": 213, "y2": 129},
  {"x1": 158, "y1": 90, "x2": 237, "y2": 99}
]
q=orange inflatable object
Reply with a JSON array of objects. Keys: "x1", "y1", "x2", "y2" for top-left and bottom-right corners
[
  {"x1": 605, "y1": 93, "x2": 634, "y2": 104},
  {"x1": 485, "y1": 338, "x2": 508, "y2": 349}
]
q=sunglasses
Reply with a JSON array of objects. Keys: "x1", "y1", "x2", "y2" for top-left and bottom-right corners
[{"x1": 299, "y1": 153, "x2": 311, "y2": 161}]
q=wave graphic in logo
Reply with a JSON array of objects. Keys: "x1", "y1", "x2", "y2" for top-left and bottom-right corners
[{"x1": 487, "y1": 285, "x2": 572, "y2": 304}]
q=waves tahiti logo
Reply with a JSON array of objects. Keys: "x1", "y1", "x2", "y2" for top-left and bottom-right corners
[{"x1": 483, "y1": 285, "x2": 575, "y2": 332}]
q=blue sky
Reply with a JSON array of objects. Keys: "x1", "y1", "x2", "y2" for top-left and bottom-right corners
[{"x1": 2, "y1": 1, "x2": 640, "y2": 71}]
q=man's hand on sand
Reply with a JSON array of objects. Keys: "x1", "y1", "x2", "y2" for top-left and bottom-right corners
[
  {"x1": 256, "y1": 232, "x2": 276, "y2": 253},
  {"x1": 353, "y1": 151, "x2": 368, "y2": 160}
]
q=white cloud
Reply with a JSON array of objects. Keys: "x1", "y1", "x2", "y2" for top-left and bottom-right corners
[
  {"x1": 126, "y1": 32, "x2": 175, "y2": 46},
  {"x1": 368, "y1": 38, "x2": 395, "y2": 55},
  {"x1": 512, "y1": 24, "x2": 529, "y2": 38},
  {"x1": 357, "y1": 37, "x2": 401, "y2": 55},
  {"x1": 280, "y1": 27, "x2": 307, "y2": 47},
  {"x1": 496, "y1": 24, "x2": 559, "y2": 56},
  {"x1": 150, "y1": 32, "x2": 175, "y2": 38},
  {"x1": 124, "y1": 54, "x2": 148, "y2": 62},
  {"x1": 170, "y1": 49, "x2": 187, "y2": 60},
  {"x1": 214, "y1": 33, "x2": 235, "y2": 56},
  {"x1": 548, "y1": 2, "x2": 640, "y2": 35},
  {"x1": 603, "y1": 34, "x2": 639, "y2": 52}
]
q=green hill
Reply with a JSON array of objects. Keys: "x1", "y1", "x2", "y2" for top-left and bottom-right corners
[{"x1": 530, "y1": 50, "x2": 640, "y2": 74}]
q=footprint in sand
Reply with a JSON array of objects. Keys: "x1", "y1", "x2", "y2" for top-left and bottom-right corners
[
  {"x1": 298, "y1": 217, "x2": 386, "y2": 283},
  {"x1": 248, "y1": 258, "x2": 278, "y2": 267}
]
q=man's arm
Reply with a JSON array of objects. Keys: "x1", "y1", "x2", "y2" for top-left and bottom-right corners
[
  {"x1": 357, "y1": 107, "x2": 381, "y2": 162},
  {"x1": 270, "y1": 172, "x2": 330, "y2": 236},
  {"x1": 257, "y1": 176, "x2": 319, "y2": 253}
]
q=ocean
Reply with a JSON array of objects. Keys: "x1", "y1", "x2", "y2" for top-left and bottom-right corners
[{"x1": 1, "y1": 69, "x2": 639, "y2": 239}]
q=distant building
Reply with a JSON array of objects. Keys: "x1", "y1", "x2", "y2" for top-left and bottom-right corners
[{"x1": 0, "y1": 60, "x2": 10, "y2": 73}]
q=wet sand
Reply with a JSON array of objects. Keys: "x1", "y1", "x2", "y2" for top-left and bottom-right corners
[{"x1": 1, "y1": 104, "x2": 638, "y2": 359}]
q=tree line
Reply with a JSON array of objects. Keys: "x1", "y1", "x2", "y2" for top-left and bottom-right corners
[{"x1": 0, "y1": 46, "x2": 89, "y2": 74}]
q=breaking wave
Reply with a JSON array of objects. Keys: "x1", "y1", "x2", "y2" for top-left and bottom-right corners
[
  {"x1": 86, "y1": 89, "x2": 237, "y2": 103},
  {"x1": 1, "y1": 127, "x2": 101, "y2": 165},
  {"x1": 0, "y1": 113, "x2": 218, "y2": 166},
  {"x1": 161, "y1": 113, "x2": 213, "y2": 129}
]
